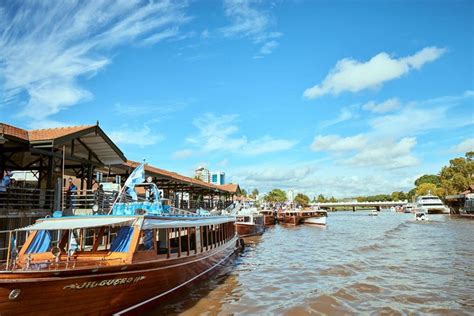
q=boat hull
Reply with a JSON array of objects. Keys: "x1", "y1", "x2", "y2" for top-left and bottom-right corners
[
  {"x1": 0, "y1": 237, "x2": 239, "y2": 315},
  {"x1": 263, "y1": 214, "x2": 276, "y2": 226},
  {"x1": 278, "y1": 215, "x2": 304, "y2": 226},
  {"x1": 303, "y1": 216, "x2": 327, "y2": 226},
  {"x1": 235, "y1": 223, "x2": 265, "y2": 237}
]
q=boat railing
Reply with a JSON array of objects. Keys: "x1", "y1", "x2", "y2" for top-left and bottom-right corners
[
  {"x1": 62, "y1": 189, "x2": 117, "y2": 215},
  {"x1": 0, "y1": 229, "x2": 28, "y2": 269}
]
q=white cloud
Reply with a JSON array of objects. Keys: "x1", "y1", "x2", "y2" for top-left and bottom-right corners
[
  {"x1": 320, "y1": 105, "x2": 359, "y2": 127},
  {"x1": 346, "y1": 137, "x2": 419, "y2": 169},
  {"x1": 311, "y1": 134, "x2": 368, "y2": 152},
  {"x1": 451, "y1": 139, "x2": 474, "y2": 153},
  {"x1": 171, "y1": 149, "x2": 193, "y2": 160},
  {"x1": 362, "y1": 98, "x2": 401, "y2": 113},
  {"x1": 187, "y1": 113, "x2": 297, "y2": 155},
  {"x1": 303, "y1": 47, "x2": 446, "y2": 99},
  {"x1": 0, "y1": 1, "x2": 189, "y2": 123},
  {"x1": 110, "y1": 126, "x2": 164, "y2": 147},
  {"x1": 221, "y1": 0, "x2": 282, "y2": 57}
]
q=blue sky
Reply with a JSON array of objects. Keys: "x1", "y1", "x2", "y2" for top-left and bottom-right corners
[{"x1": 0, "y1": 0, "x2": 473, "y2": 197}]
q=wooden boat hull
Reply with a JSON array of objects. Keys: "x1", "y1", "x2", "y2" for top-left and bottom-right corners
[
  {"x1": 235, "y1": 223, "x2": 265, "y2": 237},
  {"x1": 303, "y1": 216, "x2": 327, "y2": 226},
  {"x1": 263, "y1": 214, "x2": 276, "y2": 226},
  {"x1": 0, "y1": 237, "x2": 239, "y2": 315},
  {"x1": 279, "y1": 215, "x2": 304, "y2": 226}
]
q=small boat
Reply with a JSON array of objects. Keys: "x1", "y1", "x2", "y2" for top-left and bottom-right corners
[
  {"x1": 415, "y1": 211, "x2": 429, "y2": 221},
  {"x1": 0, "y1": 164, "x2": 240, "y2": 314},
  {"x1": 302, "y1": 209, "x2": 328, "y2": 226},
  {"x1": 259, "y1": 209, "x2": 276, "y2": 226},
  {"x1": 368, "y1": 209, "x2": 378, "y2": 216},
  {"x1": 278, "y1": 209, "x2": 304, "y2": 225},
  {"x1": 404, "y1": 203, "x2": 415, "y2": 213},
  {"x1": 414, "y1": 194, "x2": 450, "y2": 214},
  {"x1": 235, "y1": 208, "x2": 265, "y2": 237}
]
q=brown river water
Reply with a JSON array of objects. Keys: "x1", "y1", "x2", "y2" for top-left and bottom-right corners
[{"x1": 147, "y1": 211, "x2": 474, "y2": 315}]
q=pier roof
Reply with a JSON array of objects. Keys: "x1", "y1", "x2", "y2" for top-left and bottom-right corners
[{"x1": 121, "y1": 160, "x2": 236, "y2": 195}]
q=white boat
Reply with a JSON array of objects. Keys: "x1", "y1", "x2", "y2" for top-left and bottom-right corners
[
  {"x1": 303, "y1": 210, "x2": 328, "y2": 225},
  {"x1": 404, "y1": 203, "x2": 415, "y2": 213},
  {"x1": 414, "y1": 194, "x2": 450, "y2": 214},
  {"x1": 415, "y1": 211, "x2": 429, "y2": 221},
  {"x1": 368, "y1": 209, "x2": 378, "y2": 216}
]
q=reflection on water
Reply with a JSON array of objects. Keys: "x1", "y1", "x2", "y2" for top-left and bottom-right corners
[{"x1": 148, "y1": 212, "x2": 474, "y2": 315}]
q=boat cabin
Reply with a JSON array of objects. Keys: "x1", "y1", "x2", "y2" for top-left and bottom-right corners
[{"x1": 6, "y1": 215, "x2": 236, "y2": 271}]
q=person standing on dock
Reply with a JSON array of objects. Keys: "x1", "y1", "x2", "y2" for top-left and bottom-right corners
[{"x1": 66, "y1": 178, "x2": 77, "y2": 209}]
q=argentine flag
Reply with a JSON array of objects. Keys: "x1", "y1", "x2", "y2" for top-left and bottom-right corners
[{"x1": 124, "y1": 163, "x2": 145, "y2": 200}]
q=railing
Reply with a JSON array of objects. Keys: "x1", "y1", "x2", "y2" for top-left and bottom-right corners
[
  {"x1": 62, "y1": 189, "x2": 118, "y2": 215},
  {"x1": 0, "y1": 188, "x2": 55, "y2": 212}
]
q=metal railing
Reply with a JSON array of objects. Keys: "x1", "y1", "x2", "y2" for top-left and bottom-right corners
[
  {"x1": 62, "y1": 189, "x2": 118, "y2": 215},
  {"x1": 0, "y1": 188, "x2": 55, "y2": 212}
]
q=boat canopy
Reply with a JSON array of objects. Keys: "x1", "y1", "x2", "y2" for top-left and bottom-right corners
[
  {"x1": 17, "y1": 216, "x2": 138, "y2": 231},
  {"x1": 142, "y1": 217, "x2": 234, "y2": 230}
]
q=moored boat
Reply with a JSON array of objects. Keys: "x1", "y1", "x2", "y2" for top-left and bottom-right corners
[
  {"x1": 277, "y1": 209, "x2": 304, "y2": 226},
  {"x1": 303, "y1": 209, "x2": 328, "y2": 226},
  {"x1": 0, "y1": 165, "x2": 240, "y2": 315},
  {"x1": 235, "y1": 208, "x2": 265, "y2": 237},
  {"x1": 414, "y1": 194, "x2": 450, "y2": 214},
  {"x1": 259, "y1": 209, "x2": 276, "y2": 226}
]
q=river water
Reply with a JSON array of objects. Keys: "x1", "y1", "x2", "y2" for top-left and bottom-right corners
[{"x1": 149, "y1": 211, "x2": 474, "y2": 315}]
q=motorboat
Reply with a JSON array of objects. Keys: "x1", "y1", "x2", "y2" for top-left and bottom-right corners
[
  {"x1": 414, "y1": 194, "x2": 450, "y2": 214},
  {"x1": 368, "y1": 209, "x2": 378, "y2": 216},
  {"x1": 259, "y1": 209, "x2": 276, "y2": 226},
  {"x1": 0, "y1": 164, "x2": 240, "y2": 314},
  {"x1": 404, "y1": 203, "x2": 415, "y2": 213},
  {"x1": 302, "y1": 209, "x2": 328, "y2": 226},
  {"x1": 415, "y1": 211, "x2": 429, "y2": 221},
  {"x1": 235, "y1": 207, "x2": 265, "y2": 238}
]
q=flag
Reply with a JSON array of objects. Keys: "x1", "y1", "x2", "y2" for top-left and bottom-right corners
[{"x1": 124, "y1": 163, "x2": 145, "y2": 192}]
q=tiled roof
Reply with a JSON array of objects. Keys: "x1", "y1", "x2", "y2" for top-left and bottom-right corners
[
  {"x1": 218, "y1": 183, "x2": 240, "y2": 193},
  {"x1": 0, "y1": 123, "x2": 29, "y2": 141},
  {"x1": 125, "y1": 160, "x2": 237, "y2": 194},
  {"x1": 29, "y1": 125, "x2": 94, "y2": 141}
]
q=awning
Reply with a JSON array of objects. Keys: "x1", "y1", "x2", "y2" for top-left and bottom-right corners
[
  {"x1": 142, "y1": 217, "x2": 235, "y2": 230},
  {"x1": 17, "y1": 216, "x2": 138, "y2": 231}
]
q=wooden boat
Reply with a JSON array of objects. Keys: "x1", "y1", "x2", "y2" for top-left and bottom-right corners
[
  {"x1": 303, "y1": 210, "x2": 328, "y2": 226},
  {"x1": 278, "y1": 209, "x2": 304, "y2": 226},
  {"x1": 0, "y1": 165, "x2": 240, "y2": 315},
  {"x1": 235, "y1": 211, "x2": 265, "y2": 238},
  {"x1": 259, "y1": 209, "x2": 276, "y2": 226}
]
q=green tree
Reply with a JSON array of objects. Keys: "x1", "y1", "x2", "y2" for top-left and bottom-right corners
[
  {"x1": 407, "y1": 188, "x2": 417, "y2": 201},
  {"x1": 294, "y1": 193, "x2": 310, "y2": 207},
  {"x1": 316, "y1": 194, "x2": 326, "y2": 203},
  {"x1": 439, "y1": 154, "x2": 474, "y2": 195},
  {"x1": 251, "y1": 188, "x2": 259, "y2": 199},
  {"x1": 391, "y1": 191, "x2": 407, "y2": 201},
  {"x1": 416, "y1": 183, "x2": 444, "y2": 196},
  {"x1": 414, "y1": 174, "x2": 441, "y2": 187},
  {"x1": 240, "y1": 189, "x2": 248, "y2": 197},
  {"x1": 264, "y1": 189, "x2": 287, "y2": 203}
]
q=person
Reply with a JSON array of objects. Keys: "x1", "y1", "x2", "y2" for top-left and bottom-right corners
[
  {"x1": 66, "y1": 178, "x2": 77, "y2": 209},
  {"x1": 0, "y1": 170, "x2": 11, "y2": 193},
  {"x1": 94, "y1": 184, "x2": 104, "y2": 211}
]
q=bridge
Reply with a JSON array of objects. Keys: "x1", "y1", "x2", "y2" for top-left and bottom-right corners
[{"x1": 313, "y1": 201, "x2": 408, "y2": 211}]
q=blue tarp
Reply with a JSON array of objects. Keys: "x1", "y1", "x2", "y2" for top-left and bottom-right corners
[
  {"x1": 26, "y1": 230, "x2": 52, "y2": 254},
  {"x1": 110, "y1": 226, "x2": 134, "y2": 252}
]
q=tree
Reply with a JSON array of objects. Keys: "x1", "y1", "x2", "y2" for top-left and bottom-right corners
[
  {"x1": 407, "y1": 188, "x2": 417, "y2": 201},
  {"x1": 414, "y1": 174, "x2": 440, "y2": 187},
  {"x1": 294, "y1": 193, "x2": 310, "y2": 207},
  {"x1": 251, "y1": 188, "x2": 259, "y2": 199},
  {"x1": 416, "y1": 183, "x2": 444, "y2": 196},
  {"x1": 391, "y1": 191, "x2": 407, "y2": 201},
  {"x1": 264, "y1": 189, "x2": 287, "y2": 203},
  {"x1": 439, "y1": 154, "x2": 474, "y2": 195},
  {"x1": 239, "y1": 189, "x2": 248, "y2": 197},
  {"x1": 316, "y1": 194, "x2": 326, "y2": 203}
]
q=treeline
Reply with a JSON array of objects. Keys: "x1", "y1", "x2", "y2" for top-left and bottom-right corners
[{"x1": 355, "y1": 151, "x2": 473, "y2": 202}]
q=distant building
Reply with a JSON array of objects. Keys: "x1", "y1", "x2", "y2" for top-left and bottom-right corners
[
  {"x1": 210, "y1": 171, "x2": 225, "y2": 185},
  {"x1": 195, "y1": 166, "x2": 210, "y2": 183}
]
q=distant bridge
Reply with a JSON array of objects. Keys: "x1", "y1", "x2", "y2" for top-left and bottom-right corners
[{"x1": 314, "y1": 201, "x2": 408, "y2": 211}]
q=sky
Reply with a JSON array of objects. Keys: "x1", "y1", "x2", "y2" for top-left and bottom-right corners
[{"x1": 0, "y1": 0, "x2": 473, "y2": 198}]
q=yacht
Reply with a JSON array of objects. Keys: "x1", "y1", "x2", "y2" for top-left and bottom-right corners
[{"x1": 414, "y1": 194, "x2": 450, "y2": 214}]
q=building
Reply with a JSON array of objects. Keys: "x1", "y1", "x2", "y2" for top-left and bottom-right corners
[
  {"x1": 194, "y1": 166, "x2": 210, "y2": 183},
  {"x1": 210, "y1": 171, "x2": 225, "y2": 185}
]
